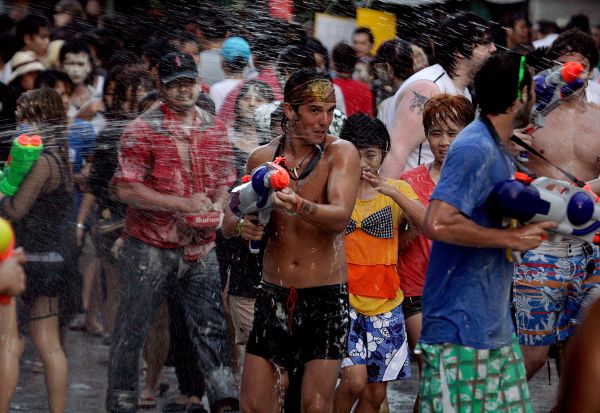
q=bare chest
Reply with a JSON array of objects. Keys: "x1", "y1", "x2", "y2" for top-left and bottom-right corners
[{"x1": 530, "y1": 108, "x2": 600, "y2": 180}]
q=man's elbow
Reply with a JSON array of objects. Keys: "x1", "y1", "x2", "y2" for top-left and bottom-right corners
[{"x1": 422, "y1": 216, "x2": 444, "y2": 241}]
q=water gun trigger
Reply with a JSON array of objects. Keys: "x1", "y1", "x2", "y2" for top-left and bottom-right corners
[{"x1": 273, "y1": 156, "x2": 287, "y2": 166}]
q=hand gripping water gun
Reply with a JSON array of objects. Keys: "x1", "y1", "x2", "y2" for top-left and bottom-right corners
[
  {"x1": 229, "y1": 156, "x2": 290, "y2": 253},
  {"x1": 517, "y1": 61, "x2": 585, "y2": 161},
  {"x1": 0, "y1": 134, "x2": 44, "y2": 196},
  {"x1": 0, "y1": 218, "x2": 16, "y2": 305},
  {"x1": 490, "y1": 172, "x2": 600, "y2": 245}
]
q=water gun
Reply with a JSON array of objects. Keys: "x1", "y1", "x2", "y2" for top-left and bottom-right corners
[
  {"x1": 0, "y1": 134, "x2": 44, "y2": 196},
  {"x1": 0, "y1": 218, "x2": 16, "y2": 305},
  {"x1": 229, "y1": 156, "x2": 290, "y2": 253},
  {"x1": 490, "y1": 172, "x2": 600, "y2": 245},
  {"x1": 517, "y1": 61, "x2": 585, "y2": 161}
]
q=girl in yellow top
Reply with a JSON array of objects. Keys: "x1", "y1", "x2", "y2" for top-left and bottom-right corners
[{"x1": 334, "y1": 114, "x2": 425, "y2": 413}]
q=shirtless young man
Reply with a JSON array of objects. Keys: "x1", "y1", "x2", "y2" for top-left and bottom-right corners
[
  {"x1": 512, "y1": 29, "x2": 600, "y2": 380},
  {"x1": 230, "y1": 70, "x2": 360, "y2": 413},
  {"x1": 380, "y1": 12, "x2": 496, "y2": 177}
]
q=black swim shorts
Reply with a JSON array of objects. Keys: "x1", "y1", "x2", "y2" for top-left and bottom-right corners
[{"x1": 246, "y1": 281, "x2": 349, "y2": 373}]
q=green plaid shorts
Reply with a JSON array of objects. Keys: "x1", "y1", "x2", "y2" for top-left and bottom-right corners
[{"x1": 417, "y1": 336, "x2": 532, "y2": 413}]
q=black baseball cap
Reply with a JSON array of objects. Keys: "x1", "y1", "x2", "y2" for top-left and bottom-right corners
[{"x1": 158, "y1": 52, "x2": 198, "y2": 84}]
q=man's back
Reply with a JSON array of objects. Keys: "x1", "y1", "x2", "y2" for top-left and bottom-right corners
[{"x1": 333, "y1": 77, "x2": 373, "y2": 117}]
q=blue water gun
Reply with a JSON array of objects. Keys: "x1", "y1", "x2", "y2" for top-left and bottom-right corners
[
  {"x1": 229, "y1": 156, "x2": 290, "y2": 253},
  {"x1": 490, "y1": 172, "x2": 600, "y2": 245}
]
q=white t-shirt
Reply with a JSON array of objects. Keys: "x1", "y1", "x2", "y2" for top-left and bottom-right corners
[
  {"x1": 386, "y1": 64, "x2": 472, "y2": 171},
  {"x1": 210, "y1": 78, "x2": 243, "y2": 112}
]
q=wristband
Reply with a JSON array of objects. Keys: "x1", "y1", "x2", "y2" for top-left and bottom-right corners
[
  {"x1": 235, "y1": 218, "x2": 244, "y2": 237},
  {"x1": 77, "y1": 223, "x2": 87, "y2": 230}
]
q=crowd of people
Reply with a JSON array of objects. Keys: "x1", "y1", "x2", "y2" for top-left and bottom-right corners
[{"x1": 0, "y1": 2, "x2": 600, "y2": 413}]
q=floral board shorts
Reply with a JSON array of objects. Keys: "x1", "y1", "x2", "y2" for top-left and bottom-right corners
[
  {"x1": 341, "y1": 304, "x2": 411, "y2": 383},
  {"x1": 417, "y1": 336, "x2": 532, "y2": 413},
  {"x1": 513, "y1": 241, "x2": 600, "y2": 346}
]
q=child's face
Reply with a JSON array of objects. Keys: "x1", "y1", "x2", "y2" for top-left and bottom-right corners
[
  {"x1": 358, "y1": 146, "x2": 383, "y2": 175},
  {"x1": 426, "y1": 119, "x2": 461, "y2": 164}
]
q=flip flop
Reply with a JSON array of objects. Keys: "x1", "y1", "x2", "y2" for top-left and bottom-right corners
[{"x1": 137, "y1": 395, "x2": 156, "y2": 409}]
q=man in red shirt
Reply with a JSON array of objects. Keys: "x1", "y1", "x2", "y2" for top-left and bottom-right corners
[
  {"x1": 106, "y1": 52, "x2": 238, "y2": 413},
  {"x1": 332, "y1": 42, "x2": 374, "y2": 117}
]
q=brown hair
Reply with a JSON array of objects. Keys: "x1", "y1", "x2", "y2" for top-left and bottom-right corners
[
  {"x1": 422, "y1": 94, "x2": 475, "y2": 136},
  {"x1": 16, "y1": 88, "x2": 69, "y2": 168}
]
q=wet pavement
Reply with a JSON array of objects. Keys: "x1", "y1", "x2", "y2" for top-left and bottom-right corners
[{"x1": 11, "y1": 330, "x2": 559, "y2": 412}]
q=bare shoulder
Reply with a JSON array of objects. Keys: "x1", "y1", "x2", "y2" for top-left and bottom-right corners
[
  {"x1": 325, "y1": 135, "x2": 359, "y2": 161},
  {"x1": 399, "y1": 79, "x2": 440, "y2": 100},
  {"x1": 396, "y1": 79, "x2": 441, "y2": 116},
  {"x1": 246, "y1": 138, "x2": 280, "y2": 173}
]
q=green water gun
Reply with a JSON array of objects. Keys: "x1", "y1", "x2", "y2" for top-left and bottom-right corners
[{"x1": 0, "y1": 134, "x2": 44, "y2": 196}]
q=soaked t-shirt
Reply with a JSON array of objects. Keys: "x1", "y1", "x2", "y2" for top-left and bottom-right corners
[
  {"x1": 398, "y1": 164, "x2": 435, "y2": 297},
  {"x1": 420, "y1": 119, "x2": 515, "y2": 350}
]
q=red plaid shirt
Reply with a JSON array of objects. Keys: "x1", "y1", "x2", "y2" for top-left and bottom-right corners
[{"x1": 113, "y1": 103, "x2": 235, "y2": 251}]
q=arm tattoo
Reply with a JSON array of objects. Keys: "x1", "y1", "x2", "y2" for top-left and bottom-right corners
[
  {"x1": 409, "y1": 91, "x2": 428, "y2": 114},
  {"x1": 300, "y1": 199, "x2": 318, "y2": 216}
]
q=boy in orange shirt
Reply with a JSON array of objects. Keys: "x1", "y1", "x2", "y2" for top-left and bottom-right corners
[{"x1": 334, "y1": 114, "x2": 425, "y2": 413}]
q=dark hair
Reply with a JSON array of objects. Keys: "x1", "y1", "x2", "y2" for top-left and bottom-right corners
[
  {"x1": 306, "y1": 37, "x2": 329, "y2": 70},
  {"x1": 16, "y1": 88, "x2": 69, "y2": 168},
  {"x1": 35, "y1": 70, "x2": 75, "y2": 94},
  {"x1": 282, "y1": 21, "x2": 308, "y2": 47},
  {"x1": 109, "y1": 67, "x2": 153, "y2": 120},
  {"x1": 353, "y1": 27, "x2": 374, "y2": 45},
  {"x1": 475, "y1": 51, "x2": 532, "y2": 115},
  {"x1": 197, "y1": 14, "x2": 228, "y2": 41},
  {"x1": 332, "y1": 42, "x2": 356, "y2": 74},
  {"x1": 55, "y1": 0, "x2": 85, "y2": 18},
  {"x1": 59, "y1": 37, "x2": 91, "y2": 62},
  {"x1": 223, "y1": 57, "x2": 247, "y2": 74},
  {"x1": 0, "y1": 32, "x2": 17, "y2": 65},
  {"x1": 234, "y1": 80, "x2": 274, "y2": 129},
  {"x1": 251, "y1": 18, "x2": 285, "y2": 68},
  {"x1": 373, "y1": 39, "x2": 414, "y2": 81},
  {"x1": 107, "y1": 50, "x2": 142, "y2": 69},
  {"x1": 423, "y1": 94, "x2": 475, "y2": 136},
  {"x1": 340, "y1": 113, "x2": 390, "y2": 156},
  {"x1": 143, "y1": 38, "x2": 178, "y2": 70},
  {"x1": 282, "y1": 69, "x2": 332, "y2": 132},
  {"x1": 567, "y1": 14, "x2": 590, "y2": 34},
  {"x1": 15, "y1": 14, "x2": 48, "y2": 49},
  {"x1": 277, "y1": 45, "x2": 316, "y2": 77},
  {"x1": 549, "y1": 29, "x2": 599, "y2": 69},
  {"x1": 0, "y1": 14, "x2": 15, "y2": 32},
  {"x1": 506, "y1": 12, "x2": 530, "y2": 29},
  {"x1": 435, "y1": 12, "x2": 492, "y2": 78},
  {"x1": 535, "y1": 20, "x2": 559, "y2": 36}
]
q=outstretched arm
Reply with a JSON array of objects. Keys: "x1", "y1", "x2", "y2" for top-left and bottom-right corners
[
  {"x1": 272, "y1": 140, "x2": 360, "y2": 233},
  {"x1": 424, "y1": 199, "x2": 556, "y2": 251},
  {"x1": 380, "y1": 80, "x2": 440, "y2": 178}
]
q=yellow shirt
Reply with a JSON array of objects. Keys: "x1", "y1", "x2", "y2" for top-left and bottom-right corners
[{"x1": 344, "y1": 179, "x2": 418, "y2": 315}]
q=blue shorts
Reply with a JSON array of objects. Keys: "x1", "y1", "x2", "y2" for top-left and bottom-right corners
[
  {"x1": 513, "y1": 242, "x2": 600, "y2": 346},
  {"x1": 341, "y1": 304, "x2": 411, "y2": 383}
]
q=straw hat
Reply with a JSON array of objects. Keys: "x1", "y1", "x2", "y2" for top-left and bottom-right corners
[{"x1": 9, "y1": 51, "x2": 46, "y2": 83}]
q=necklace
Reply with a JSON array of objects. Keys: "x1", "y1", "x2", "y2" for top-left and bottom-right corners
[{"x1": 288, "y1": 150, "x2": 314, "y2": 179}]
